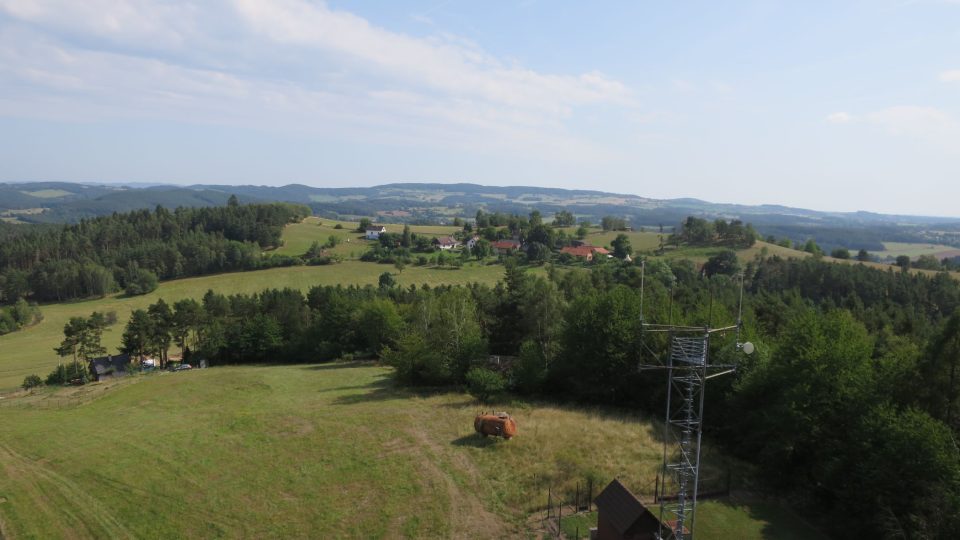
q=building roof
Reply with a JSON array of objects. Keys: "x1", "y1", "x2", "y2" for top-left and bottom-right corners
[
  {"x1": 435, "y1": 236, "x2": 459, "y2": 246},
  {"x1": 365, "y1": 225, "x2": 386, "y2": 232},
  {"x1": 592, "y1": 246, "x2": 611, "y2": 255},
  {"x1": 594, "y1": 479, "x2": 656, "y2": 536},
  {"x1": 89, "y1": 353, "x2": 132, "y2": 376},
  {"x1": 561, "y1": 245, "x2": 596, "y2": 258},
  {"x1": 492, "y1": 240, "x2": 521, "y2": 249}
]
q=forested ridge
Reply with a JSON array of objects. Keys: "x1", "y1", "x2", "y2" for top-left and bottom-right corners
[
  {"x1": 105, "y1": 255, "x2": 960, "y2": 537},
  {"x1": 0, "y1": 199, "x2": 310, "y2": 304}
]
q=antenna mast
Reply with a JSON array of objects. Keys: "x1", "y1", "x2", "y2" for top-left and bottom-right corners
[{"x1": 639, "y1": 271, "x2": 750, "y2": 540}]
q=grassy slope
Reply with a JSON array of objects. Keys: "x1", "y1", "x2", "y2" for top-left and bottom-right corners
[
  {"x1": 275, "y1": 217, "x2": 462, "y2": 258},
  {"x1": 875, "y1": 241, "x2": 960, "y2": 259},
  {"x1": 0, "y1": 261, "x2": 508, "y2": 391},
  {"x1": 0, "y1": 363, "x2": 824, "y2": 539}
]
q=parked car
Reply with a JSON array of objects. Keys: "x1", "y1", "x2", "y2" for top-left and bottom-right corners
[{"x1": 173, "y1": 363, "x2": 193, "y2": 371}]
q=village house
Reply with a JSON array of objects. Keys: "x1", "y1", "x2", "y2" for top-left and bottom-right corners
[
  {"x1": 560, "y1": 245, "x2": 611, "y2": 261},
  {"x1": 365, "y1": 225, "x2": 387, "y2": 240},
  {"x1": 433, "y1": 236, "x2": 460, "y2": 250},
  {"x1": 491, "y1": 239, "x2": 522, "y2": 254},
  {"x1": 88, "y1": 353, "x2": 132, "y2": 382},
  {"x1": 465, "y1": 235, "x2": 482, "y2": 250}
]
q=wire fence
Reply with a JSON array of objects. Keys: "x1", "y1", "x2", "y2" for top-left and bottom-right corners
[{"x1": 0, "y1": 396, "x2": 88, "y2": 410}]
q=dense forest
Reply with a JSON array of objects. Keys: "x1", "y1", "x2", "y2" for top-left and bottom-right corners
[
  {"x1": 89, "y1": 254, "x2": 960, "y2": 538},
  {"x1": 0, "y1": 198, "x2": 310, "y2": 304}
]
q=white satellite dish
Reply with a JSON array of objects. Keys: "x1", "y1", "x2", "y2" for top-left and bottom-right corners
[{"x1": 742, "y1": 342, "x2": 755, "y2": 355}]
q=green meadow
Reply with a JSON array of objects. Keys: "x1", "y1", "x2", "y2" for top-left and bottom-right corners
[
  {"x1": 0, "y1": 260, "x2": 509, "y2": 392},
  {"x1": 0, "y1": 363, "x2": 824, "y2": 539}
]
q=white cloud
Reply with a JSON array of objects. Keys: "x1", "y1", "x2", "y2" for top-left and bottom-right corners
[
  {"x1": 865, "y1": 105, "x2": 960, "y2": 150},
  {"x1": 940, "y1": 70, "x2": 960, "y2": 82},
  {"x1": 826, "y1": 112, "x2": 853, "y2": 124},
  {"x1": 0, "y1": 0, "x2": 634, "y2": 161}
]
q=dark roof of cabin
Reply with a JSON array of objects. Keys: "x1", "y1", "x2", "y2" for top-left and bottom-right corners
[
  {"x1": 89, "y1": 353, "x2": 132, "y2": 375},
  {"x1": 594, "y1": 479, "x2": 653, "y2": 536}
]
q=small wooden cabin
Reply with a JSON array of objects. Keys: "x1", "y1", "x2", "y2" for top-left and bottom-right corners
[{"x1": 593, "y1": 479, "x2": 662, "y2": 540}]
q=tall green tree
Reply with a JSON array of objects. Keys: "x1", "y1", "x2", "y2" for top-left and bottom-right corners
[
  {"x1": 121, "y1": 309, "x2": 154, "y2": 362},
  {"x1": 921, "y1": 313, "x2": 960, "y2": 430},
  {"x1": 611, "y1": 234, "x2": 633, "y2": 259},
  {"x1": 147, "y1": 299, "x2": 174, "y2": 367}
]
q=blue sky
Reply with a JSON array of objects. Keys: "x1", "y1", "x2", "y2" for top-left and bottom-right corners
[{"x1": 0, "y1": 1, "x2": 958, "y2": 216}]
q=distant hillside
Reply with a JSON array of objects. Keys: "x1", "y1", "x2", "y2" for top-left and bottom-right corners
[
  {"x1": 0, "y1": 183, "x2": 264, "y2": 223},
  {"x1": 5, "y1": 181, "x2": 960, "y2": 251}
]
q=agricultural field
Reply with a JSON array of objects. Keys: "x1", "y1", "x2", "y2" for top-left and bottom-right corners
[
  {"x1": 18, "y1": 189, "x2": 73, "y2": 199},
  {"x1": 0, "y1": 363, "x2": 825, "y2": 539},
  {"x1": 873, "y1": 242, "x2": 960, "y2": 260},
  {"x1": 274, "y1": 217, "x2": 461, "y2": 259}
]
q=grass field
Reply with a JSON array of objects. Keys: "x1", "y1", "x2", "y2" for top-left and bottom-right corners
[
  {"x1": 874, "y1": 242, "x2": 960, "y2": 260},
  {"x1": 0, "y1": 363, "x2": 825, "y2": 539},
  {"x1": 0, "y1": 261, "x2": 511, "y2": 392},
  {"x1": 274, "y1": 217, "x2": 462, "y2": 259},
  {"x1": 18, "y1": 189, "x2": 73, "y2": 199}
]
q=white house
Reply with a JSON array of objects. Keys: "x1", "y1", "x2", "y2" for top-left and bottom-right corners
[
  {"x1": 434, "y1": 236, "x2": 460, "y2": 250},
  {"x1": 465, "y1": 236, "x2": 481, "y2": 250},
  {"x1": 365, "y1": 226, "x2": 387, "y2": 240}
]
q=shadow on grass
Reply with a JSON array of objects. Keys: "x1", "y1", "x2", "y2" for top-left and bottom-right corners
[
  {"x1": 299, "y1": 360, "x2": 381, "y2": 371},
  {"x1": 708, "y1": 496, "x2": 827, "y2": 540},
  {"x1": 330, "y1": 376, "x2": 400, "y2": 405},
  {"x1": 450, "y1": 434, "x2": 500, "y2": 448}
]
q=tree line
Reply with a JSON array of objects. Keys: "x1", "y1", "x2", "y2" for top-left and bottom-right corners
[{"x1": 0, "y1": 198, "x2": 310, "y2": 304}]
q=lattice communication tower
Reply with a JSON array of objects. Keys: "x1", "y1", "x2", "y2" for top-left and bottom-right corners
[{"x1": 636, "y1": 263, "x2": 752, "y2": 540}]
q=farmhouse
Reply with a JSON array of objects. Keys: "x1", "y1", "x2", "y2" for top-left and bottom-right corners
[
  {"x1": 465, "y1": 235, "x2": 481, "y2": 249},
  {"x1": 88, "y1": 353, "x2": 132, "y2": 382},
  {"x1": 365, "y1": 225, "x2": 387, "y2": 240},
  {"x1": 593, "y1": 479, "x2": 663, "y2": 540},
  {"x1": 433, "y1": 236, "x2": 460, "y2": 250},
  {"x1": 561, "y1": 245, "x2": 597, "y2": 260},
  {"x1": 492, "y1": 239, "x2": 522, "y2": 254},
  {"x1": 561, "y1": 245, "x2": 611, "y2": 261}
]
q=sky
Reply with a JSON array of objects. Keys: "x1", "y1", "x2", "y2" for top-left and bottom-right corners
[{"x1": 0, "y1": 1, "x2": 959, "y2": 216}]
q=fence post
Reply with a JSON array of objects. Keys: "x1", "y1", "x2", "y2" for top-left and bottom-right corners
[
  {"x1": 588, "y1": 478, "x2": 593, "y2": 512},
  {"x1": 547, "y1": 487, "x2": 552, "y2": 519},
  {"x1": 655, "y1": 472, "x2": 660, "y2": 503},
  {"x1": 557, "y1": 498, "x2": 562, "y2": 538},
  {"x1": 576, "y1": 482, "x2": 580, "y2": 512}
]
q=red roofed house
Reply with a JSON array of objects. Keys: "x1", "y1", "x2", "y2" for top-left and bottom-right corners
[
  {"x1": 561, "y1": 245, "x2": 597, "y2": 260},
  {"x1": 492, "y1": 239, "x2": 522, "y2": 254}
]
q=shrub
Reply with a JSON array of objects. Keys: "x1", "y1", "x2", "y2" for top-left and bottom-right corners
[
  {"x1": 22, "y1": 374, "x2": 43, "y2": 390},
  {"x1": 465, "y1": 367, "x2": 505, "y2": 402},
  {"x1": 334, "y1": 223, "x2": 343, "y2": 229},
  {"x1": 124, "y1": 268, "x2": 159, "y2": 296},
  {"x1": 46, "y1": 362, "x2": 89, "y2": 385}
]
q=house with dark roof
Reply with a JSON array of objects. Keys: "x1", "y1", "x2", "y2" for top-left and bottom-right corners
[
  {"x1": 88, "y1": 353, "x2": 132, "y2": 382},
  {"x1": 593, "y1": 479, "x2": 663, "y2": 540}
]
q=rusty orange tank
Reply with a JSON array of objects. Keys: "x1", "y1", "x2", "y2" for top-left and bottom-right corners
[{"x1": 474, "y1": 412, "x2": 517, "y2": 439}]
